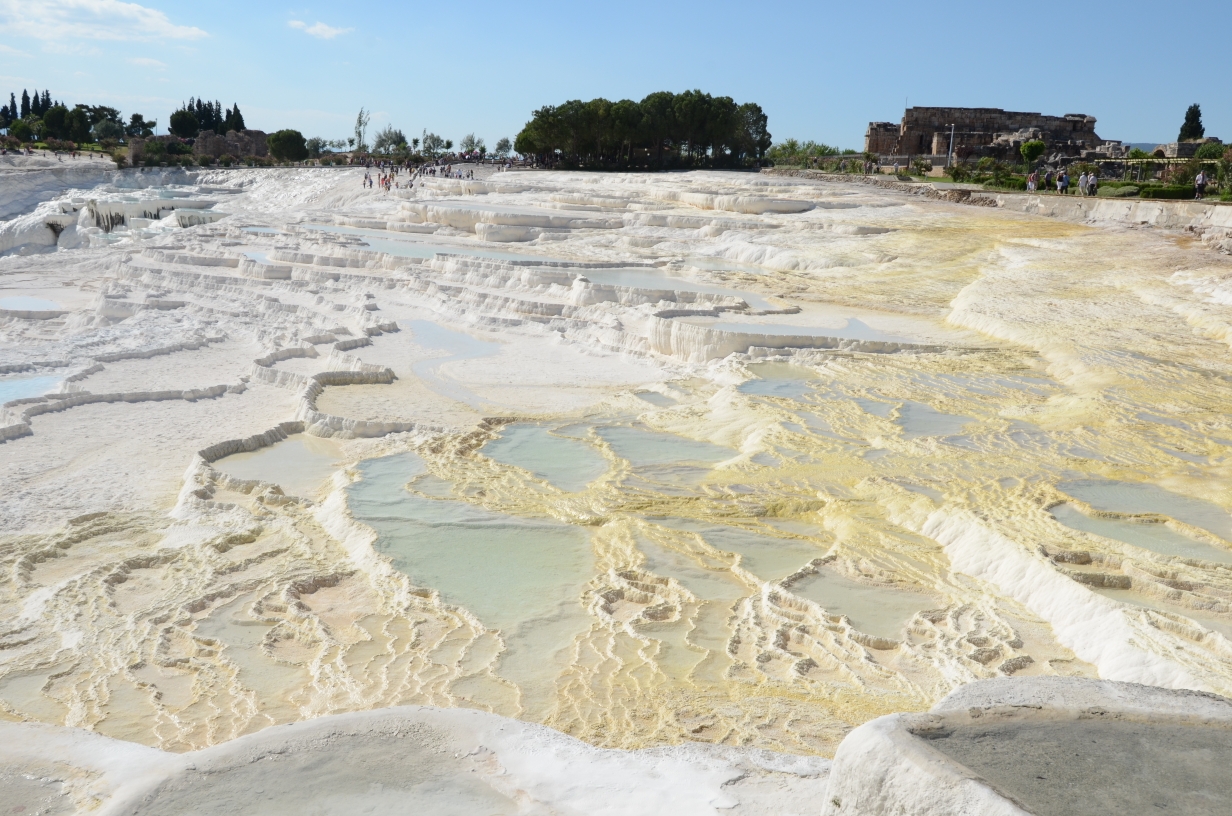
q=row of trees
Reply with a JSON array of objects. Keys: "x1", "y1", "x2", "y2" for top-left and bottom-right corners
[
  {"x1": 513, "y1": 90, "x2": 771, "y2": 169},
  {"x1": 168, "y1": 98, "x2": 246, "y2": 138},
  {"x1": 2, "y1": 87, "x2": 158, "y2": 145}
]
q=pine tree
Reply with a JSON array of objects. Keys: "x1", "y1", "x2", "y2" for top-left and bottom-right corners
[
  {"x1": 223, "y1": 104, "x2": 245, "y2": 133},
  {"x1": 40, "y1": 90, "x2": 51, "y2": 115},
  {"x1": 1178, "y1": 104, "x2": 1205, "y2": 141},
  {"x1": 20, "y1": 90, "x2": 29, "y2": 118}
]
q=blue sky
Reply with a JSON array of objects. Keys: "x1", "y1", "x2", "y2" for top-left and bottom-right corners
[{"x1": 1, "y1": 0, "x2": 1227, "y2": 149}]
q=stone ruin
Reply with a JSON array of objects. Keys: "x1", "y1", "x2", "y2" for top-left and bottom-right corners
[
  {"x1": 865, "y1": 107, "x2": 1126, "y2": 163},
  {"x1": 126, "y1": 130, "x2": 269, "y2": 165},
  {"x1": 192, "y1": 129, "x2": 269, "y2": 159}
]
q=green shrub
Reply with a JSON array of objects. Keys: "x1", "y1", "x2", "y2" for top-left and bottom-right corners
[
  {"x1": 1194, "y1": 142, "x2": 1226, "y2": 160},
  {"x1": 984, "y1": 176, "x2": 1028, "y2": 191},
  {"x1": 111, "y1": 151, "x2": 128, "y2": 168},
  {"x1": 944, "y1": 163, "x2": 971, "y2": 183},
  {"x1": 219, "y1": 154, "x2": 234, "y2": 167},
  {"x1": 1098, "y1": 185, "x2": 1139, "y2": 197},
  {"x1": 1139, "y1": 187, "x2": 1196, "y2": 199},
  {"x1": 197, "y1": 154, "x2": 213, "y2": 167}
]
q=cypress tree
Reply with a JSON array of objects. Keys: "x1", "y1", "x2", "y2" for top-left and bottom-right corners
[
  {"x1": 1178, "y1": 104, "x2": 1204, "y2": 141},
  {"x1": 20, "y1": 90, "x2": 29, "y2": 118},
  {"x1": 8, "y1": 93, "x2": 15, "y2": 121},
  {"x1": 40, "y1": 90, "x2": 51, "y2": 115}
]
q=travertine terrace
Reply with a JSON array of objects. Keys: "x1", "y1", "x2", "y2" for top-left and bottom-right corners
[{"x1": 3, "y1": 159, "x2": 1232, "y2": 812}]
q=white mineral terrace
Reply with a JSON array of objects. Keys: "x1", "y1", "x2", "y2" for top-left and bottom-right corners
[{"x1": 2, "y1": 161, "x2": 1232, "y2": 814}]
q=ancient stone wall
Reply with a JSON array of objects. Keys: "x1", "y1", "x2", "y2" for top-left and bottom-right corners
[
  {"x1": 865, "y1": 107, "x2": 1107, "y2": 160},
  {"x1": 192, "y1": 129, "x2": 270, "y2": 159}
]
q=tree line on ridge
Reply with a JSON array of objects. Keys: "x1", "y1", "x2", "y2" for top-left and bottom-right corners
[{"x1": 514, "y1": 90, "x2": 771, "y2": 169}]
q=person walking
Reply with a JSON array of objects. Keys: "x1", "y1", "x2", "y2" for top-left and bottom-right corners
[
  {"x1": 1195, "y1": 170, "x2": 1208, "y2": 199},
  {"x1": 1077, "y1": 171, "x2": 1088, "y2": 196},
  {"x1": 1087, "y1": 171, "x2": 1098, "y2": 197}
]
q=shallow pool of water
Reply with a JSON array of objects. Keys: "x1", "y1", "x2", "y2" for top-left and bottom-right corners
[
  {"x1": 1058, "y1": 480, "x2": 1232, "y2": 542},
  {"x1": 243, "y1": 251, "x2": 271, "y2": 264},
  {"x1": 791, "y1": 569, "x2": 938, "y2": 639},
  {"x1": 1050, "y1": 503, "x2": 1232, "y2": 564},
  {"x1": 215, "y1": 435, "x2": 345, "y2": 498},
  {"x1": 242, "y1": 227, "x2": 284, "y2": 235},
  {"x1": 646, "y1": 519, "x2": 822, "y2": 582},
  {"x1": 306, "y1": 224, "x2": 567, "y2": 263},
  {"x1": 0, "y1": 296, "x2": 61, "y2": 311},
  {"x1": 0, "y1": 375, "x2": 61, "y2": 404},
  {"x1": 688, "y1": 317, "x2": 917, "y2": 344},
  {"x1": 635, "y1": 391, "x2": 677, "y2": 407},
  {"x1": 597, "y1": 426, "x2": 733, "y2": 469},
  {"x1": 1091, "y1": 587, "x2": 1232, "y2": 641},
  {"x1": 896, "y1": 401, "x2": 972, "y2": 439},
  {"x1": 348, "y1": 454, "x2": 596, "y2": 699},
  {"x1": 581, "y1": 268, "x2": 777, "y2": 311},
  {"x1": 738, "y1": 363, "x2": 818, "y2": 399},
  {"x1": 406, "y1": 319, "x2": 500, "y2": 408},
  {"x1": 481, "y1": 424, "x2": 609, "y2": 492},
  {"x1": 637, "y1": 536, "x2": 752, "y2": 602}
]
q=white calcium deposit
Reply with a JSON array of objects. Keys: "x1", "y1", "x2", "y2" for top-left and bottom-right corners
[{"x1": 2, "y1": 159, "x2": 1232, "y2": 805}]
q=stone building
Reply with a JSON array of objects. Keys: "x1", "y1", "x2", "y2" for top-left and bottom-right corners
[
  {"x1": 192, "y1": 129, "x2": 269, "y2": 159},
  {"x1": 865, "y1": 107, "x2": 1113, "y2": 160},
  {"x1": 1152, "y1": 137, "x2": 1223, "y2": 159}
]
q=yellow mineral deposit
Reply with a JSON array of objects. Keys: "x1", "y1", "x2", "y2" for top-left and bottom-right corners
[{"x1": 3, "y1": 167, "x2": 1232, "y2": 764}]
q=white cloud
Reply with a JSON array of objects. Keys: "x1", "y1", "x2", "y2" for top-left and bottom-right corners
[
  {"x1": 288, "y1": 19, "x2": 351, "y2": 39},
  {"x1": 0, "y1": 43, "x2": 32, "y2": 57},
  {"x1": 0, "y1": 0, "x2": 207, "y2": 42},
  {"x1": 127, "y1": 56, "x2": 166, "y2": 68}
]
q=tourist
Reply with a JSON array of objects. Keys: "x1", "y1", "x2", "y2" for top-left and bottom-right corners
[
  {"x1": 1196, "y1": 170, "x2": 1207, "y2": 199},
  {"x1": 1077, "y1": 171, "x2": 1088, "y2": 196},
  {"x1": 1027, "y1": 171, "x2": 1037, "y2": 192},
  {"x1": 1087, "y1": 172, "x2": 1098, "y2": 197}
]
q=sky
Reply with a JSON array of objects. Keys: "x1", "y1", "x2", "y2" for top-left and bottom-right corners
[{"x1": 0, "y1": 0, "x2": 1228, "y2": 150}]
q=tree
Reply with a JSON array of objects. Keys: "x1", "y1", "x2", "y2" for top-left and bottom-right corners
[
  {"x1": 411, "y1": 137, "x2": 419, "y2": 151},
  {"x1": 421, "y1": 131, "x2": 444, "y2": 157},
  {"x1": 1020, "y1": 139, "x2": 1046, "y2": 172},
  {"x1": 127, "y1": 113, "x2": 156, "y2": 137},
  {"x1": 1179, "y1": 104, "x2": 1204, "y2": 141},
  {"x1": 223, "y1": 104, "x2": 245, "y2": 133},
  {"x1": 372, "y1": 125, "x2": 406, "y2": 154},
  {"x1": 267, "y1": 129, "x2": 308, "y2": 162},
  {"x1": 82, "y1": 105, "x2": 121, "y2": 128},
  {"x1": 66, "y1": 106, "x2": 91, "y2": 143},
  {"x1": 169, "y1": 109, "x2": 199, "y2": 138},
  {"x1": 305, "y1": 137, "x2": 328, "y2": 158},
  {"x1": 10, "y1": 118, "x2": 32, "y2": 142},
  {"x1": 42, "y1": 104, "x2": 69, "y2": 140},
  {"x1": 444, "y1": 139, "x2": 453, "y2": 151},
  {"x1": 354, "y1": 108, "x2": 370, "y2": 153},
  {"x1": 20, "y1": 90, "x2": 30, "y2": 119},
  {"x1": 493, "y1": 137, "x2": 512, "y2": 159},
  {"x1": 93, "y1": 119, "x2": 125, "y2": 143}
]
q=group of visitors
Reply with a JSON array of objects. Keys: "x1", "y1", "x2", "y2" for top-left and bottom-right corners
[
  {"x1": 363, "y1": 163, "x2": 410, "y2": 192},
  {"x1": 1028, "y1": 169, "x2": 1097, "y2": 195}
]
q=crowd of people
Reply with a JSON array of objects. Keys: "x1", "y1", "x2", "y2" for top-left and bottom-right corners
[{"x1": 357, "y1": 156, "x2": 516, "y2": 193}]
